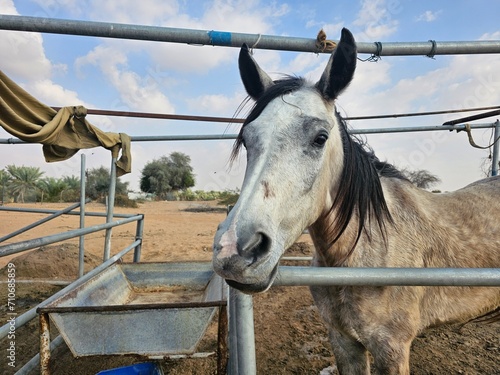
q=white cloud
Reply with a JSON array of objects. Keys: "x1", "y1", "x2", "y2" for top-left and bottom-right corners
[
  {"x1": 353, "y1": 0, "x2": 399, "y2": 40},
  {"x1": 75, "y1": 44, "x2": 176, "y2": 113},
  {"x1": 187, "y1": 93, "x2": 246, "y2": 116},
  {"x1": 0, "y1": 1, "x2": 52, "y2": 80},
  {"x1": 416, "y1": 10, "x2": 441, "y2": 22},
  {"x1": 29, "y1": 79, "x2": 84, "y2": 106}
]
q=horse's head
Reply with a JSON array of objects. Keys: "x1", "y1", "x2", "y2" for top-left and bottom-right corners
[{"x1": 213, "y1": 28, "x2": 357, "y2": 293}]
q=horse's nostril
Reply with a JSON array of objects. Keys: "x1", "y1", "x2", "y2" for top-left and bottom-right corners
[
  {"x1": 249, "y1": 232, "x2": 272, "y2": 264},
  {"x1": 238, "y1": 232, "x2": 271, "y2": 264}
]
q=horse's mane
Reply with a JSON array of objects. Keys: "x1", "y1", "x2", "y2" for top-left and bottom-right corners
[
  {"x1": 328, "y1": 112, "x2": 407, "y2": 264},
  {"x1": 232, "y1": 76, "x2": 407, "y2": 264}
]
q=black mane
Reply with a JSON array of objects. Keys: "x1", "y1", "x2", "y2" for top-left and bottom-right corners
[
  {"x1": 232, "y1": 77, "x2": 406, "y2": 263},
  {"x1": 327, "y1": 112, "x2": 406, "y2": 264}
]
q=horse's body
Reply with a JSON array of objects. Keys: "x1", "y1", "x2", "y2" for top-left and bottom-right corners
[{"x1": 213, "y1": 28, "x2": 500, "y2": 374}]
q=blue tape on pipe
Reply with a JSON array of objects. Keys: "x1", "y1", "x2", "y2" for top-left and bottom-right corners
[{"x1": 208, "y1": 30, "x2": 232, "y2": 46}]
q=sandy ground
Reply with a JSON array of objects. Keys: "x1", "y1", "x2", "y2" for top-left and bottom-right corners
[{"x1": 0, "y1": 201, "x2": 498, "y2": 374}]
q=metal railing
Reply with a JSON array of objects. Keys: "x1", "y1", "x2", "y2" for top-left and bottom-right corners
[
  {"x1": 1, "y1": 14, "x2": 500, "y2": 374},
  {"x1": 0, "y1": 198, "x2": 144, "y2": 374}
]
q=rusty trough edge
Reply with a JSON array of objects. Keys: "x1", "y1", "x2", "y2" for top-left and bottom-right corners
[{"x1": 38, "y1": 300, "x2": 226, "y2": 313}]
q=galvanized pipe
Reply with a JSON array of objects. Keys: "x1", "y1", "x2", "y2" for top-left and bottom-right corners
[
  {"x1": 1, "y1": 15, "x2": 500, "y2": 56},
  {"x1": 491, "y1": 120, "x2": 500, "y2": 176},
  {"x1": 0, "y1": 205, "x2": 136, "y2": 218},
  {"x1": 0, "y1": 305, "x2": 37, "y2": 340},
  {"x1": 0, "y1": 123, "x2": 496, "y2": 145},
  {"x1": 0, "y1": 200, "x2": 85, "y2": 243},
  {"x1": 0, "y1": 214, "x2": 143, "y2": 257},
  {"x1": 133, "y1": 216, "x2": 145, "y2": 262},
  {"x1": 275, "y1": 266, "x2": 500, "y2": 287},
  {"x1": 78, "y1": 154, "x2": 86, "y2": 277},
  {"x1": 228, "y1": 288, "x2": 256, "y2": 375},
  {"x1": 103, "y1": 157, "x2": 117, "y2": 261}
]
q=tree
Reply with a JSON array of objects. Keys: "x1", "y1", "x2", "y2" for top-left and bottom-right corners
[
  {"x1": 38, "y1": 177, "x2": 70, "y2": 202},
  {"x1": 140, "y1": 152, "x2": 195, "y2": 200},
  {"x1": 86, "y1": 166, "x2": 128, "y2": 201},
  {"x1": 401, "y1": 168, "x2": 441, "y2": 190},
  {"x1": 0, "y1": 169, "x2": 11, "y2": 204},
  {"x1": 6, "y1": 165, "x2": 44, "y2": 202}
]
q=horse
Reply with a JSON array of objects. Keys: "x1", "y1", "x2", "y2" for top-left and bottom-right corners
[{"x1": 212, "y1": 28, "x2": 500, "y2": 374}]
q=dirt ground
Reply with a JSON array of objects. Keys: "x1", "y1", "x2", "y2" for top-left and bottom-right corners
[{"x1": 0, "y1": 201, "x2": 498, "y2": 374}]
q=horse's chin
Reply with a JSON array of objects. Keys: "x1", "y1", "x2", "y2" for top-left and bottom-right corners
[{"x1": 224, "y1": 265, "x2": 278, "y2": 294}]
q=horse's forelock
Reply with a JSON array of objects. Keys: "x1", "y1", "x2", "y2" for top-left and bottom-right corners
[{"x1": 230, "y1": 76, "x2": 307, "y2": 163}]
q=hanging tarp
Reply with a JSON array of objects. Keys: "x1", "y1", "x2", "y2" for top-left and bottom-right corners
[{"x1": 0, "y1": 70, "x2": 131, "y2": 176}]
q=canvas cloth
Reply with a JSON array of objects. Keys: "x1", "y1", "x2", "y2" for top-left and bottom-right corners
[{"x1": 0, "y1": 70, "x2": 131, "y2": 176}]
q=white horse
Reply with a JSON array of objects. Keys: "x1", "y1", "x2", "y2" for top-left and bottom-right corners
[{"x1": 213, "y1": 28, "x2": 500, "y2": 374}]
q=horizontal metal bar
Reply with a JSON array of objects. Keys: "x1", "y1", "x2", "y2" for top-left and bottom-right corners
[
  {"x1": 0, "y1": 205, "x2": 136, "y2": 218},
  {"x1": 39, "y1": 300, "x2": 226, "y2": 313},
  {"x1": 47, "y1": 105, "x2": 500, "y2": 124},
  {"x1": 131, "y1": 134, "x2": 238, "y2": 142},
  {"x1": 0, "y1": 200, "x2": 87, "y2": 243},
  {"x1": 1, "y1": 15, "x2": 500, "y2": 55},
  {"x1": 0, "y1": 123, "x2": 495, "y2": 145},
  {"x1": 52, "y1": 107, "x2": 244, "y2": 123},
  {"x1": 0, "y1": 214, "x2": 143, "y2": 257},
  {"x1": 275, "y1": 266, "x2": 500, "y2": 287}
]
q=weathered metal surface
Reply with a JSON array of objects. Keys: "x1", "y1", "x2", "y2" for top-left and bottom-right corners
[
  {"x1": 39, "y1": 313, "x2": 50, "y2": 375},
  {"x1": 39, "y1": 262, "x2": 227, "y2": 357}
]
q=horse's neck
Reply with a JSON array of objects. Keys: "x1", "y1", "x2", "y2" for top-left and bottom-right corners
[
  {"x1": 309, "y1": 177, "x2": 421, "y2": 267},
  {"x1": 308, "y1": 208, "x2": 361, "y2": 267}
]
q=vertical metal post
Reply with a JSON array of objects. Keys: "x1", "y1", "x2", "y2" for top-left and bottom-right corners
[
  {"x1": 103, "y1": 157, "x2": 117, "y2": 261},
  {"x1": 217, "y1": 304, "x2": 229, "y2": 375},
  {"x1": 78, "y1": 154, "x2": 86, "y2": 277},
  {"x1": 133, "y1": 215, "x2": 144, "y2": 262},
  {"x1": 39, "y1": 313, "x2": 50, "y2": 375},
  {"x1": 1, "y1": 176, "x2": 4, "y2": 205},
  {"x1": 228, "y1": 288, "x2": 256, "y2": 375},
  {"x1": 491, "y1": 120, "x2": 500, "y2": 176}
]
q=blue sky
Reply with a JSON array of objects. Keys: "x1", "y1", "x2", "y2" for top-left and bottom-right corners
[{"x1": 1, "y1": 0, "x2": 500, "y2": 193}]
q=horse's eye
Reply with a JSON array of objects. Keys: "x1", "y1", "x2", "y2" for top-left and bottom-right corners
[{"x1": 313, "y1": 132, "x2": 329, "y2": 147}]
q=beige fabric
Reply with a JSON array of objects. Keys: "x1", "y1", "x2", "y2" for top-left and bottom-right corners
[{"x1": 0, "y1": 70, "x2": 131, "y2": 176}]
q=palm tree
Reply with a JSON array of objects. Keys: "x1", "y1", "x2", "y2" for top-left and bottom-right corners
[
  {"x1": 38, "y1": 177, "x2": 68, "y2": 202},
  {"x1": 6, "y1": 165, "x2": 44, "y2": 203},
  {"x1": 0, "y1": 169, "x2": 11, "y2": 204}
]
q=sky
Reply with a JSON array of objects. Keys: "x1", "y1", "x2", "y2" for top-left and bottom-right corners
[{"x1": 1, "y1": 0, "x2": 500, "y2": 194}]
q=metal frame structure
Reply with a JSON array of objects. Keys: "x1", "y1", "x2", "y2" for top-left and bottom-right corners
[{"x1": 0, "y1": 15, "x2": 499, "y2": 375}]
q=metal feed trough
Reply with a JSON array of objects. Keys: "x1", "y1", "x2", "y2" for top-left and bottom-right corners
[{"x1": 37, "y1": 262, "x2": 227, "y2": 361}]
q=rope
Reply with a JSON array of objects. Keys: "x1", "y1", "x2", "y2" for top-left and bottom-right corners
[
  {"x1": 462, "y1": 123, "x2": 500, "y2": 149},
  {"x1": 250, "y1": 33, "x2": 262, "y2": 55},
  {"x1": 315, "y1": 29, "x2": 382, "y2": 63},
  {"x1": 427, "y1": 40, "x2": 437, "y2": 59},
  {"x1": 315, "y1": 29, "x2": 337, "y2": 53}
]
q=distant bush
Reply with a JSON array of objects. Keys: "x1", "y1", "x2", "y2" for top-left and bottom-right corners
[
  {"x1": 217, "y1": 190, "x2": 240, "y2": 206},
  {"x1": 115, "y1": 194, "x2": 138, "y2": 208},
  {"x1": 98, "y1": 194, "x2": 138, "y2": 208},
  {"x1": 171, "y1": 189, "x2": 240, "y2": 204}
]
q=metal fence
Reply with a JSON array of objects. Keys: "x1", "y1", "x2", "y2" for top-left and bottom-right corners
[{"x1": 1, "y1": 15, "x2": 500, "y2": 375}]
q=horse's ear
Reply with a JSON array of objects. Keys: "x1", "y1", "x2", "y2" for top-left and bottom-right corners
[
  {"x1": 316, "y1": 28, "x2": 357, "y2": 101},
  {"x1": 238, "y1": 44, "x2": 274, "y2": 100}
]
